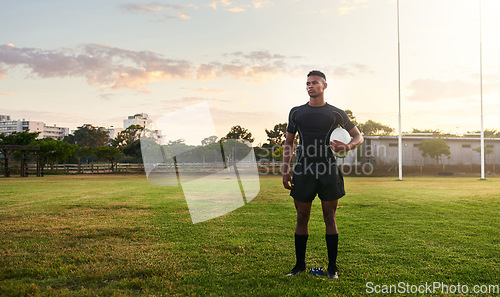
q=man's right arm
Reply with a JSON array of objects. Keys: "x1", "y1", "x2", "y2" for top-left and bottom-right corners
[{"x1": 282, "y1": 132, "x2": 295, "y2": 190}]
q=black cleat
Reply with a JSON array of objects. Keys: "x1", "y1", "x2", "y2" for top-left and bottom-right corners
[
  {"x1": 286, "y1": 265, "x2": 306, "y2": 276},
  {"x1": 327, "y1": 269, "x2": 338, "y2": 279}
]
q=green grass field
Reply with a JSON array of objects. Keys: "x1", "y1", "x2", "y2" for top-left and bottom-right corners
[{"x1": 0, "y1": 175, "x2": 499, "y2": 296}]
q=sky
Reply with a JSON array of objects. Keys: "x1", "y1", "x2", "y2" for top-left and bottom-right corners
[{"x1": 1, "y1": 0, "x2": 499, "y2": 145}]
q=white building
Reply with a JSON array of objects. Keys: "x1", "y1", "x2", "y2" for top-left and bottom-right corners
[
  {"x1": 0, "y1": 115, "x2": 69, "y2": 140},
  {"x1": 361, "y1": 136, "x2": 500, "y2": 166},
  {"x1": 123, "y1": 113, "x2": 152, "y2": 129},
  {"x1": 41, "y1": 124, "x2": 70, "y2": 140},
  {"x1": 105, "y1": 127, "x2": 124, "y2": 139},
  {"x1": 123, "y1": 113, "x2": 164, "y2": 144}
]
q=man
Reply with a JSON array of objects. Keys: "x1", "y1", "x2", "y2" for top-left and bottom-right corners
[{"x1": 282, "y1": 70, "x2": 363, "y2": 279}]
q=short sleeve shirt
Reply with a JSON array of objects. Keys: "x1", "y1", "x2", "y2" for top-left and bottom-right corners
[{"x1": 287, "y1": 103, "x2": 355, "y2": 162}]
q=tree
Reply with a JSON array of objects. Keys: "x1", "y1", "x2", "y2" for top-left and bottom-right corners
[
  {"x1": 161, "y1": 139, "x2": 191, "y2": 160},
  {"x1": 167, "y1": 139, "x2": 186, "y2": 146},
  {"x1": 223, "y1": 125, "x2": 254, "y2": 143},
  {"x1": 112, "y1": 125, "x2": 145, "y2": 163},
  {"x1": 265, "y1": 123, "x2": 287, "y2": 146},
  {"x1": 473, "y1": 145, "x2": 494, "y2": 155},
  {"x1": 65, "y1": 124, "x2": 110, "y2": 147},
  {"x1": 345, "y1": 109, "x2": 359, "y2": 126},
  {"x1": 112, "y1": 124, "x2": 144, "y2": 148},
  {"x1": 121, "y1": 139, "x2": 142, "y2": 162},
  {"x1": 201, "y1": 135, "x2": 218, "y2": 146},
  {"x1": 74, "y1": 146, "x2": 94, "y2": 172},
  {"x1": 34, "y1": 138, "x2": 76, "y2": 170},
  {"x1": 271, "y1": 146, "x2": 284, "y2": 161},
  {"x1": 96, "y1": 146, "x2": 122, "y2": 172},
  {"x1": 359, "y1": 120, "x2": 394, "y2": 135},
  {"x1": 0, "y1": 131, "x2": 39, "y2": 145},
  {"x1": 343, "y1": 110, "x2": 393, "y2": 136},
  {"x1": 418, "y1": 138, "x2": 451, "y2": 165},
  {"x1": 473, "y1": 145, "x2": 494, "y2": 169},
  {"x1": 467, "y1": 129, "x2": 499, "y2": 138},
  {"x1": 411, "y1": 128, "x2": 442, "y2": 134}
]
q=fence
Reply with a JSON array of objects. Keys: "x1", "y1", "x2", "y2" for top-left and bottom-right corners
[
  {"x1": 3, "y1": 161, "x2": 498, "y2": 177},
  {"x1": 1, "y1": 163, "x2": 145, "y2": 175}
]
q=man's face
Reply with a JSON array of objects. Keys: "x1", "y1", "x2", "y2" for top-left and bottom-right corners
[{"x1": 306, "y1": 75, "x2": 327, "y2": 98}]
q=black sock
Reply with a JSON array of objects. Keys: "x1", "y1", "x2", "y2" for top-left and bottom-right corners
[
  {"x1": 326, "y1": 233, "x2": 339, "y2": 272},
  {"x1": 294, "y1": 234, "x2": 308, "y2": 268}
]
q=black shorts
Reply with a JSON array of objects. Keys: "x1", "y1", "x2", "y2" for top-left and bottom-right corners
[{"x1": 290, "y1": 161, "x2": 345, "y2": 202}]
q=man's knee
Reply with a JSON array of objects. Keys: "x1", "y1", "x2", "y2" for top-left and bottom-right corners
[
  {"x1": 294, "y1": 200, "x2": 312, "y2": 226},
  {"x1": 296, "y1": 210, "x2": 310, "y2": 225},
  {"x1": 322, "y1": 205, "x2": 336, "y2": 223},
  {"x1": 323, "y1": 211, "x2": 335, "y2": 224}
]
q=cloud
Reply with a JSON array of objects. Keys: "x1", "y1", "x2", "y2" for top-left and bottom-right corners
[
  {"x1": 0, "y1": 64, "x2": 7, "y2": 79},
  {"x1": 336, "y1": 0, "x2": 370, "y2": 16},
  {"x1": 121, "y1": 3, "x2": 177, "y2": 13},
  {"x1": 181, "y1": 87, "x2": 229, "y2": 94},
  {"x1": 330, "y1": 63, "x2": 371, "y2": 78},
  {"x1": 225, "y1": 50, "x2": 287, "y2": 62},
  {"x1": 177, "y1": 12, "x2": 191, "y2": 20},
  {"x1": 0, "y1": 92, "x2": 14, "y2": 96},
  {"x1": 226, "y1": 7, "x2": 245, "y2": 12},
  {"x1": 252, "y1": 0, "x2": 273, "y2": 9},
  {"x1": 0, "y1": 43, "x2": 193, "y2": 92},
  {"x1": 208, "y1": 0, "x2": 232, "y2": 10},
  {"x1": 0, "y1": 44, "x2": 370, "y2": 90},
  {"x1": 208, "y1": 1, "x2": 218, "y2": 9},
  {"x1": 292, "y1": 63, "x2": 371, "y2": 79},
  {"x1": 120, "y1": 3, "x2": 191, "y2": 20},
  {"x1": 406, "y1": 79, "x2": 479, "y2": 102},
  {"x1": 196, "y1": 50, "x2": 293, "y2": 80},
  {"x1": 337, "y1": 6, "x2": 356, "y2": 15},
  {"x1": 208, "y1": 0, "x2": 271, "y2": 12}
]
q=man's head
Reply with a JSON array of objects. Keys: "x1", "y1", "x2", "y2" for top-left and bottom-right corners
[
  {"x1": 306, "y1": 70, "x2": 327, "y2": 98},
  {"x1": 307, "y1": 70, "x2": 326, "y2": 81}
]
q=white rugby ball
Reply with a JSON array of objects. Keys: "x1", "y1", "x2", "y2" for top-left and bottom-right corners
[{"x1": 329, "y1": 127, "x2": 351, "y2": 158}]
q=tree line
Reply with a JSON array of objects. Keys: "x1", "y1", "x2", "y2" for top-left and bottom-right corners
[
  {"x1": 1, "y1": 110, "x2": 497, "y2": 171},
  {"x1": 0, "y1": 124, "x2": 144, "y2": 172}
]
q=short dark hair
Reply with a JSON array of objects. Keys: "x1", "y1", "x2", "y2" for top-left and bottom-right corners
[{"x1": 307, "y1": 70, "x2": 326, "y2": 81}]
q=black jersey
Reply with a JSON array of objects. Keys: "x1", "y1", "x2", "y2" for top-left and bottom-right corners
[{"x1": 287, "y1": 103, "x2": 355, "y2": 162}]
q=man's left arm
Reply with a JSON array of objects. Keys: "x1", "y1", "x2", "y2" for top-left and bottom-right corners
[{"x1": 346, "y1": 126, "x2": 363, "y2": 150}]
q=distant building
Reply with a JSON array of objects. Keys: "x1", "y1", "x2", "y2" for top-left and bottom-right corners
[
  {"x1": 41, "y1": 124, "x2": 70, "y2": 140},
  {"x1": 123, "y1": 113, "x2": 164, "y2": 144},
  {"x1": 0, "y1": 115, "x2": 11, "y2": 121},
  {"x1": 0, "y1": 115, "x2": 69, "y2": 140},
  {"x1": 105, "y1": 127, "x2": 124, "y2": 139},
  {"x1": 358, "y1": 136, "x2": 500, "y2": 166},
  {"x1": 123, "y1": 113, "x2": 152, "y2": 129}
]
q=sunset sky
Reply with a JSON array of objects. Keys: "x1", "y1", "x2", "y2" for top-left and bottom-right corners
[{"x1": 1, "y1": 0, "x2": 499, "y2": 145}]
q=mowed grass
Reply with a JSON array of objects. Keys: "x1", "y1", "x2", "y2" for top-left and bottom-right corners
[{"x1": 0, "y1": 175, "x2": 498, "y2": 296}]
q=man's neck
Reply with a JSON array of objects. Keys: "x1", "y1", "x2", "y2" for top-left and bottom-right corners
[{"x1": 308, "y1": 96, "x2": 326, "y2": 107}]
